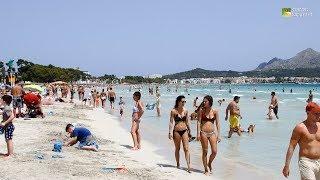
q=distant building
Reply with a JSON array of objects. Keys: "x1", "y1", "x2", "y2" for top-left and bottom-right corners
[
  {"x1": 83, "y1": 71, "x2": 90, "y2": 75},
  {"x1": 147, "y1": 74, "x2": 162, "y2": 79}
]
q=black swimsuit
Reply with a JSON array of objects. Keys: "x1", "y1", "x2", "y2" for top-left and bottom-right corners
[{"x1": 174, "y1": 114, "x2": 188, "y2": 136}]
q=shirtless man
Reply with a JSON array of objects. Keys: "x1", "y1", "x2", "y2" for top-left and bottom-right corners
[
  {"x1": 108, "y1": 87, "x2": 116, "y2": 109},
  {"x1": 283, "y1": 102, "x2": 320, "y2": 180},
  {"x1": 11, "y1": 81, "x2": 24, "y2": 118},
  {"x1": 268, "y1": 92, "x2": 279, "y2": 119},
  {"x1": 225, "y1": 96, "x2": 242, "y2": 138}
]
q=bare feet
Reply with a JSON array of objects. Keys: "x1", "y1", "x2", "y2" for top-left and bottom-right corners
[
  {"x1": 137, "y1": 144, "x2": 141, "y2": 149},
  {"x1": 204, "y1": 171, "x2": 210, "y2": 176},
  {"x1": 208, "y1": 164, "x2": 212, "y2": 173},
  {"x1": 131, "y1": 147, "x2": 138, "y2": 151},
  {"x1": 3, "y1": 154, "x2": 13, "y2": 160}
]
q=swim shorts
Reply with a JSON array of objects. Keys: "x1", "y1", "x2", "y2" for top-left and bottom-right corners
[
  {"x1": 79, "y1": 135, "x2": 99, "y2": 149},
  {"x1": 229, "y1": 115, "x2": 240, "y2": 129},
  {"x1": 13, "y1": 96, "x2": 23, "y2": 108},
  {"x1": 299, "y1": 157, "x2": 320, "y2": 180}
]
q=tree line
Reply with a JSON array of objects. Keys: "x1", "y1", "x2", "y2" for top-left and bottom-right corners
[{"x1": 0, "y1": 59, "x2": 165, "y2": 84}]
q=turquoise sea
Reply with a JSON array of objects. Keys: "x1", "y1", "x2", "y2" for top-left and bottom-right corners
[{"x1": 100, "y1": 83, "x2": 319, "y2": 179}]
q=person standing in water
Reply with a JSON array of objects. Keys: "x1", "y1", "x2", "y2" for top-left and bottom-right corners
[
  {"x1": 168, "y1": 95, "x2": 191, "y2": 173},
  {"x1": 119, "y1": 97, "x2": 125, "y2": 117},
  {"x1": 268, "y1": 92, "x2": 279, "y2": 119},
  {"x1": 193, "y1": 97, "x2": 199, "y2": 108},
  {"x1": 197, "y1": 95, "x2": 221, "y2": 175},
  {"x1": 131, "y1": 91, "x2": 144, "y2": 150},
  {"x1": 283, "y1": 102, "x2": 320, "y2": 179},
  {"x1": 156, "y1": 93, "x2": 161, "y2": 117},
  {"x1": 108, "y1": 87, "x2": 116, "y2": 109},
  {"x1": 307, "y1": 90, "x2": 313, "y2": 103},
  {"x1": 225, "y1": 96, "x2": 242, "y2": 138}
]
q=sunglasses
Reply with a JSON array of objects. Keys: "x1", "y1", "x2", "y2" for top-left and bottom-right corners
[{"x1": 181, "y1": 100, "x2": 187, "y2": 103}]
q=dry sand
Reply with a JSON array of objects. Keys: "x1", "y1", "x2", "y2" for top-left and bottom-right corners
[{"x1": 0, "y1": 102, "x2": 215, "y2": 180}]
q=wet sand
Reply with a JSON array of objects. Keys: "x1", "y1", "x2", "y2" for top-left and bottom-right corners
[{"x1": 0, "y1": 101, "x2": 215, "y2": 180}]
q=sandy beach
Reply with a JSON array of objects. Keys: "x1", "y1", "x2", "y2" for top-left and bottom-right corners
[{"x1": 0, "y1": 101, "x2": 215, "y2": 180}]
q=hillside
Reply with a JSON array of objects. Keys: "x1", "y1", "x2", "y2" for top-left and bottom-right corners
[{"x1": 256, "y1": 48, "x2": 320, "y2": 71}]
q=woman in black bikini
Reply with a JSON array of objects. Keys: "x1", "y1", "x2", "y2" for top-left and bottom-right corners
[
  {"x1": 168, "y1": 95, "x2": 191, "y2": 173},
  {"x1": 197, "y1": 95, "x2": 220, "y2": 175}
]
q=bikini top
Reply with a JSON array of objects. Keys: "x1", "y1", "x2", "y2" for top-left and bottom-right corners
[
  {"x1": 174, "y1": 114, "x2": 187, "y2": 123},
  {"x1": 201, "y1": 111, "x2": 216, "y2": 123},
  {"x1": 133, "y1": 104, "x2": 139, "y2": 113}
]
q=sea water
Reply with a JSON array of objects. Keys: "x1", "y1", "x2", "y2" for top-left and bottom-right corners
[{"x1": 96, "y1": 83, "x2": 319, "y2": 179}]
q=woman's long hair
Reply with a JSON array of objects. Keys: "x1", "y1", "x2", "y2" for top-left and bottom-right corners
[{"x1": 174, "y1": 95, "x2": 185, "y2": 108}]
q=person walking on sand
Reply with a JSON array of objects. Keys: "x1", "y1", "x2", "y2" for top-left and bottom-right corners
[
  {"x1": 197, "y1": 95, "x2": 221, "y2": 175},
  {"x1": 92, "y1": 89, "x2": 97, "y2": 108},
  {"x1": 131, "y1": 91, "x2": 144, "y2": 150},
  {"x1": 283, "y1": 102, "x2": 320, "y2": 180},
  {"x1": 11, "y1": 81, "x2": 24, "y2": 118},
  {"x1": 168, "y1": 95, "x2": 192, "y2": 173},
  {"x1": 268, "y1": 92, "x2": 279, "y2": 119},
  {"x1": 78, "y1": 85, "x2": 85, "y2": 101},
  {"x1": 70, "y1": 86, "x2": 75, "y2": 103},
  {"x1": 156, "y1": 93, "x2": 161, "y2": 117},
  {"x1": 100, "y1": 89, "x2": 107, "y2": 109},
  {"x1": 225, "y1": 96, "x2": 242, "y2": 138},
  {"x1": 108, "y1": 87, "x2": 116, "y2": 109}
]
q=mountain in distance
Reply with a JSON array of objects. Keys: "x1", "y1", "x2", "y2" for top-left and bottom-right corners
[
  {"x1": 164, "y1": 48, "x2": 320, "y2": 79},
  {"x1": 256, "y1": 48, "x2": 320, "y2": 71},
  {"x1": 163, "y1": 68, "x2": 242, "y2": 79}
]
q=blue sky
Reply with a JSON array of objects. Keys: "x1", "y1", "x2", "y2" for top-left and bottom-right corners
[{"x1": 0, "y1": 1, "x2": 319, "y2": 76}]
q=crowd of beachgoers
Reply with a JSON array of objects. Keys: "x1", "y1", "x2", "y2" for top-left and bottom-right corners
[{"x1": 1, "y1": 81, "x2": 320, "y2": 179}]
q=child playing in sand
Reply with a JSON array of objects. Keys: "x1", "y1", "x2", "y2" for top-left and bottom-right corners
[
  {"x1": 0, "y1": 95, "x2": 15, "y2": 158},
  {"x1": 119, "y1": 97, "x2": 125, "y2": 116}
]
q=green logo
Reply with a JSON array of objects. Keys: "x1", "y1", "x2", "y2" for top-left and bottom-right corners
[{"x1": 282, "y1": 8, "x2": 292, "y2": 17}]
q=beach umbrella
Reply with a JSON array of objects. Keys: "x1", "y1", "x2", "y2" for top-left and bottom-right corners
[
  {"x1": 24, "y1": 84, "x2": 44, "y2": 93},
  {"x1": 23, "y1": 92, "x2": 40, "y2": 105}
]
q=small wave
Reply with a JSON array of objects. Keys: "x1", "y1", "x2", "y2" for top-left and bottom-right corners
[
  {"x1": 297, "y1": 98, "x2": 307, "y2": 102},
  {"x1": 256, "y1": 91, "x2": 269, "y2": 93},
  {"x1": 232, "y1": 94, "x2": 244, "y2": 97}
]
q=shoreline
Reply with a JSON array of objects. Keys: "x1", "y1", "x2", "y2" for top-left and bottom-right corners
[
  {"x1": 111, "y1": 109, "x2": 276, "y2": 180},
  {"x1": 85, "y1": 104, "x2": 216, "y2": 180},
  {"x1": 0, "y1": 102, "x2": 213, "y2": 179}
]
